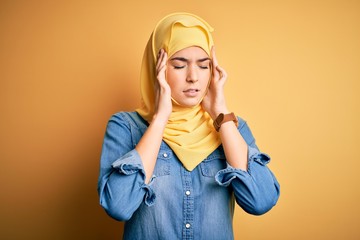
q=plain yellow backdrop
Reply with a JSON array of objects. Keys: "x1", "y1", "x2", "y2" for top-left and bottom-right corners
[{"x1": 1, "y1": 0, "x2": 359, "y2": 239}]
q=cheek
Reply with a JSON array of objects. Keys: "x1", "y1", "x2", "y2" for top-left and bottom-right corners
[
  {"x1": 166, "y1": 69, "x2": 182, "y2": 89},
  {"x1": 200, "y1": 71, "x2": 211, "y2": 86}
]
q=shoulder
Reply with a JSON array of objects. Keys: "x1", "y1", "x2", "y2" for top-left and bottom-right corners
[
  {"x1": 104, "y1": 112, "x2": 148, "y2": 144},
  {"x1": 108, "y1": 111, "x2": 148, "y2": 130}
]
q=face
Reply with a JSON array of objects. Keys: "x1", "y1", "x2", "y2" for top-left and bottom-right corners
[{"x1": 166, "y1": 46, "x2": 211, "y2": 107}]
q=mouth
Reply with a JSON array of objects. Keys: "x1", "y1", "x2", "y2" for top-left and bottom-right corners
[
  {"x1": 183, "y1": 89, "x2": 200, "y2": 93},
  {"x1": 183, "y1": 88, "x2": 200, "y2": 97}
]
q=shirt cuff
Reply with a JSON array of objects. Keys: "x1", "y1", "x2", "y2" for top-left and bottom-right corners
[
  {"x1": 111, "y1": 149, "x2": 156, "y2": 206},
  {"x1": 215, "y1": 146, "x2": 271, "y2": 187},
  {"x1": 112, "y1": 149, "x2": 145, "y2": 175},
  {"x1": 248, "y1": 146, "x2": 271, "y2": 166}
]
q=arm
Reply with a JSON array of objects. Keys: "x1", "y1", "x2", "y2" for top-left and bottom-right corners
[
  {"x1": 98, "y1": 114, "x2": 153, "y2": 221},
  {"x1": 216, "y1": 121, "x2": 280, "y2": 215},
  {"x1": 202, "y1": 47, "x2": 280, "y2": 215},
  {"x1": 136, "y1": 49, "x2": 172, "y2": 183},
  {"x1": 135, "y1": 116, "x2": 167, "y2": 183},
  {"x1": 98, "y1": 50, "x2": 172, "y2": 220},
  {"x1": 202, "y1": 47, "x2": 248, "y2": 171}
]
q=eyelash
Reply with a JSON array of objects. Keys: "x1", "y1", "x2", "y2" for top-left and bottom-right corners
[{"x1": 173, "y1": 66, "x2": 209, "y2": 69}]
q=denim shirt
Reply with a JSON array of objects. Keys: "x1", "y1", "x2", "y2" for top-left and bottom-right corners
[{"x1": 98, "y1": 112, "x2": 280, "y2": 240}]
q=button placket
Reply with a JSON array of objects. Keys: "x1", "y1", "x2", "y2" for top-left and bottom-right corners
[{"x1": 182, "y1": 168, "x2": 194, "y2": 239}]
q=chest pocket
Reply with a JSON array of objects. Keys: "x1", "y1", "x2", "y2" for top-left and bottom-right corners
[
  {"x1": 153, "y1": 144, "x2": 172, "y2": 177},
  {"x1": 200, "y1": 152, "x2": 227, "y2": 177},
  {"x1": 200, "y1": 154, "x2": 226, "y2": 177}
]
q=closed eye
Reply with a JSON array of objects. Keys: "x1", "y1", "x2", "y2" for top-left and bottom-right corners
[
  {"x1": 199, "y1": 65, "x2": 209, "y2": 69},
  {"x1": 174, "y1": 65, "x2": 185, "y2": 69},
  {"x1": 198, "y1": 58, "x2": 210, "y2": 70}
]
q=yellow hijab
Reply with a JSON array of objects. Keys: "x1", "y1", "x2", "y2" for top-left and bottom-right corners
[{"x1": 136, "y1": 12, "x2": 221, "y2": 171}]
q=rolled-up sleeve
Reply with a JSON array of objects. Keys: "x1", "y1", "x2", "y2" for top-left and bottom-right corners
[
  {"x1": 215, "y1": 119, "x2": 280, "y2": 215},
  {"x1": 97, "y1": 114, "x2": 155, "y2": 221}
]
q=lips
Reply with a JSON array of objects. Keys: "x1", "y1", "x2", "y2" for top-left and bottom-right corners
[
  {"x1": 183, "y1": 88, "x2": 200, "y2": 97},
  {"x1": 183, "y1": 88, "x2": 199, "y2": 93}
]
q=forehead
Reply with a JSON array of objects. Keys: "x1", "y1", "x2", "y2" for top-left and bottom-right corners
[{"x1": 171, "y1": 46, "x2": 209, "y2": 58}]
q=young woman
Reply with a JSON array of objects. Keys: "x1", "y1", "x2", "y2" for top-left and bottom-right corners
[{"x1": 98, "y1": 12, "x2": 280, "y2": 240}]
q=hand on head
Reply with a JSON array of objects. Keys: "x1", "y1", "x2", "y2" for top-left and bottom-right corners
[
  {"x1": 201, "y1": 46, "x2": 229, "y2": 119},
  {"x1": 154, "y1": 49, "x2": 172, "y2": 122}
]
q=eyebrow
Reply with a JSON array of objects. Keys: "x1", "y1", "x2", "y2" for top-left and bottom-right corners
[{"x1": 170, "y1": 57, "x2": 211, "y2": 63}]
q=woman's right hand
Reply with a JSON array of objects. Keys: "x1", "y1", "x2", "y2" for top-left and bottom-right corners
[
  {"x1": 154, "y1": 49, "x2": 172, "y2": 123},
  {"x1": 136, "y1": 49, "x2": 172, "y2": 183}
]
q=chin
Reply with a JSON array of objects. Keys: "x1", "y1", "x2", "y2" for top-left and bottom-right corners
[
  {"x1": 173, "y1": 98, "x2": 201, "y2": 108},
  {"x1": 183, "y1": 103, "x2": 198, "y2": 108},
  {"x1": 181, "y1": 100, "x2": 201, "y2": 108}
]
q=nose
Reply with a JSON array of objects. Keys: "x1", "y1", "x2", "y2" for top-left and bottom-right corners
[{"x1": 186, "y1": 66, "x2": 198, "y2": 83}]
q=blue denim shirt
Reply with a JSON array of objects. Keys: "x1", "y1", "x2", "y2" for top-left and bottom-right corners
[{"x1": 98, "y1": 112, "x2": 280, "y2": 240}]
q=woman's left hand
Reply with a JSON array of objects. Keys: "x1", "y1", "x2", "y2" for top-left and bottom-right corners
[{"x1": 202, "y1": 47, "x2": 229, "y2": 120}]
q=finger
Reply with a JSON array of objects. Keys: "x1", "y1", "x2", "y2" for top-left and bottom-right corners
[
  {"x1": 157, "y1": 51, "x2": 167, "y2": 74},
  {"x1": 157, "y1": 50, "x2": 168, "y2": 73},
  {"x1": 157, "y1": 64, "x2": 167, "y2": 80},
  {"x1": 211, "y1": 46, "x2": 220, "y2": 79},
  {"x1": 216, "y1": 65, "x2": 227, "y2": 80},
  {"x1": 162, "y1": 51, "x2": 168, "y2": 66},
  {"x1": 157, "y1": 48, "x2": 162, "y2": 59},
  {"x1": 156, "y1": 49, "x2": 164, "y2": 70},
  {"x1": 211, "y1": 46, "x2": 219, "y2": 68},
  {"x1": 157, "y1": 56, "x2": 168, "y2": 86}
]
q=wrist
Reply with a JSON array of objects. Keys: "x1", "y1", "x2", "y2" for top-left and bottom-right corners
[
  {"x1": 211, "y1": 109, "x2": 230, "y2": 120},
  {"x1": 213, "y1": 112, "x2": 238, "y2": 132},
  {"x1": 151, "y1": 113, "x2": 169, "y2": 127}
]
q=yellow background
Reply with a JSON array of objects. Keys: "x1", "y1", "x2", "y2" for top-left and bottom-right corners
[{"x1": 1, "y1": 0, "x2": 359, "y2": 239}]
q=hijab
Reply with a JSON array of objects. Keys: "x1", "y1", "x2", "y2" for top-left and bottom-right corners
[{"x1": 136, "y1": 12, "x2": 221, "y2": 171}]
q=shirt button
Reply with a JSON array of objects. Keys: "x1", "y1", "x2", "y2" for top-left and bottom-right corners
[
  {"x1": 185, "y1": 223, "x2": 191, "y2": 229},
  {"x1": 163, "y1": 153, "x2": 168, "y2": 157},
  {"x1": 185, "y1": 190, "x2": 191, "y2": 196}
]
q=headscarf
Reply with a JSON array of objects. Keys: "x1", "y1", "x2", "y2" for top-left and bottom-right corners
[{"x1": 136, "y1": 12, "x2": 221, "y2": 171}]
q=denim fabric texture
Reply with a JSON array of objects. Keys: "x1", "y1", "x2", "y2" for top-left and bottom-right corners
[{"x1": 98, "y1": 112, "x2": 280, "y2": 240}]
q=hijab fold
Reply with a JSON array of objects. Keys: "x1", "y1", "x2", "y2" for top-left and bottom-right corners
[{"x1": 136, "y1": 12, "x2": 221, "y2": 171}]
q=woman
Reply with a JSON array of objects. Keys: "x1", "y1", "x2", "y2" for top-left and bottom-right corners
[{"x1": 98, "y1": 12, "x2": 280, "y2": 239}]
